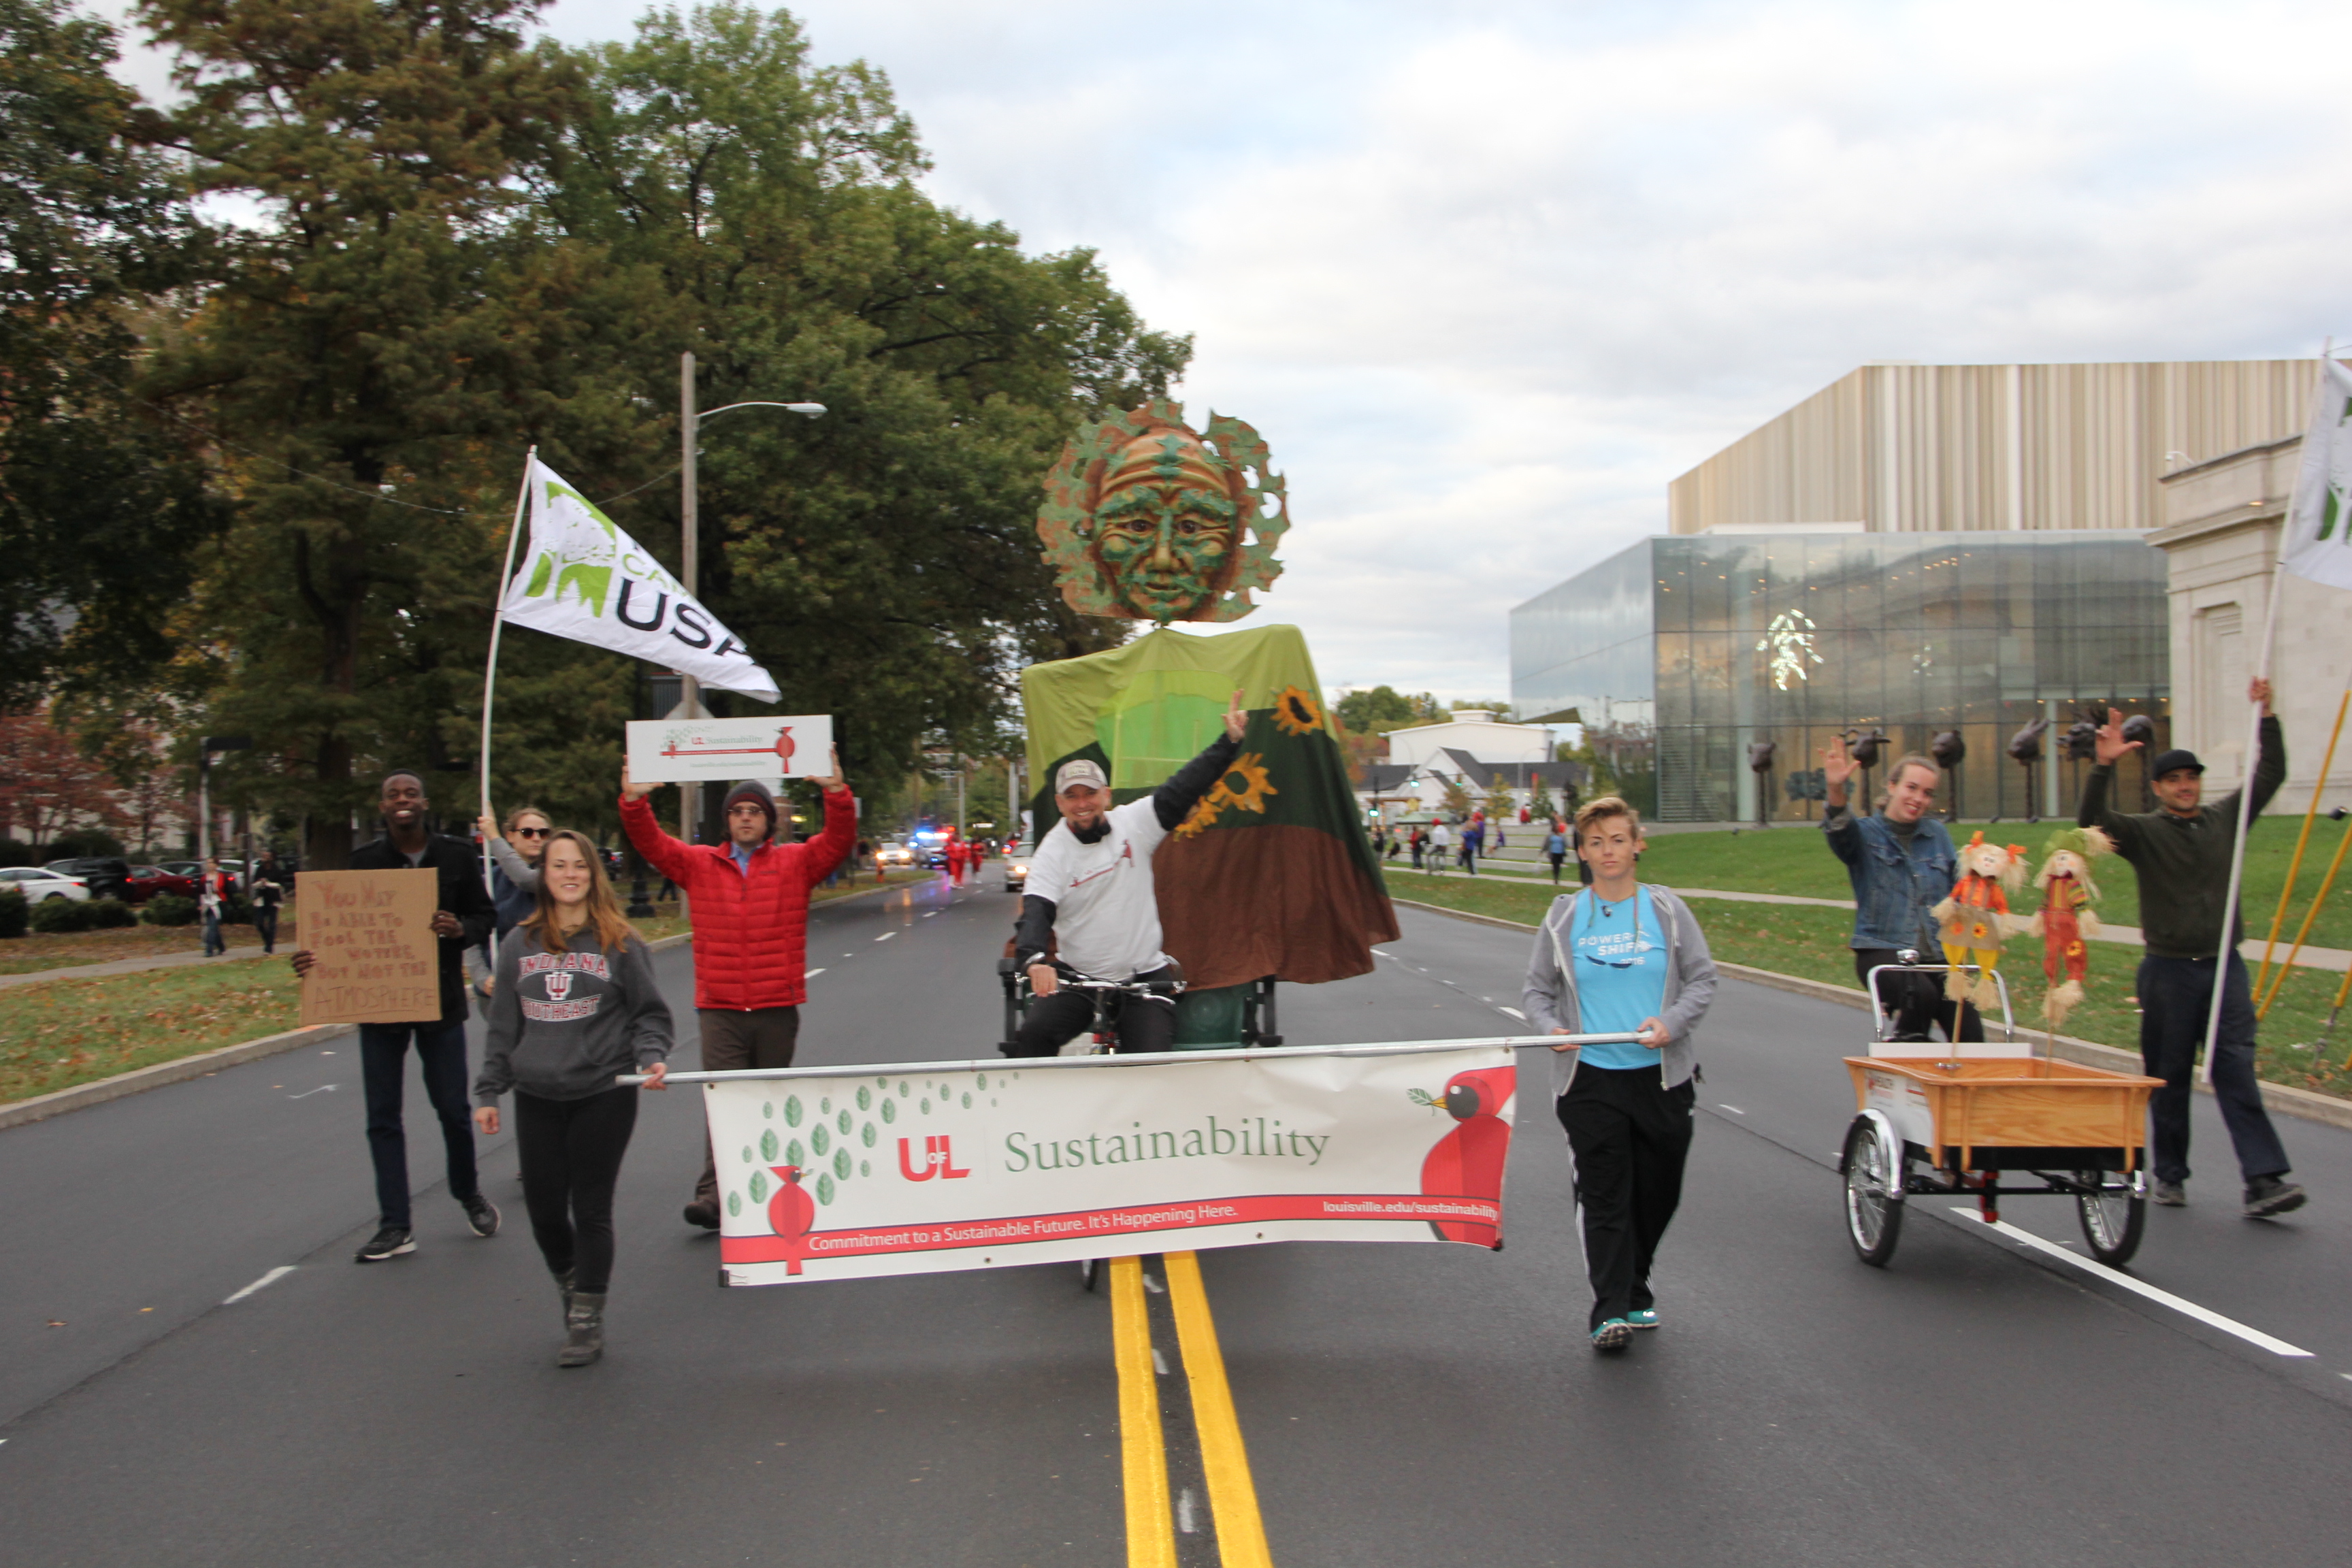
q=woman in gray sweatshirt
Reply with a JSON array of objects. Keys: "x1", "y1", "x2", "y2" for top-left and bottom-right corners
[{"x1": 474, "y1": 829, "x2": 674, "y2": 1368}]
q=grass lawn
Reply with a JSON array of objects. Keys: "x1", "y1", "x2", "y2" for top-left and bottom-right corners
[
  {"x1": 0, "y1": 921, "x2": 274, "y2": 977},
  {"x1": 1386, "y1": 872, "x2": 2352, "y2": 1102},
  {"x1": 0, "y1": 868, "x2": 942, "y2": 1107}
]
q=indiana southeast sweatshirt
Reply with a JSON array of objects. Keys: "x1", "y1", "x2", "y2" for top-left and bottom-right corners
[{"x1": 475, "y1": 924, "x2": 674, "y2": 1105}]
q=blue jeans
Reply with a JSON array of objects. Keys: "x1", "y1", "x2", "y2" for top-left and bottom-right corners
[
  {"x1": 359, "y1": 1020, "x2": 480, "y2": 1229},
  {"x1": 2136, "y1": 954, "x2": 2290, "y2": 1186},
  {"x1": 200, "y1": 909, "x2": 224, "y2": 956}
]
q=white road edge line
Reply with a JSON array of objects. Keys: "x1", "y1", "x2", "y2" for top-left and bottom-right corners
[
  {"x1": 223, "y1": 1265, "x2": 296, "y2": 1305},
  {"x1": 806, "y1": 968, "x2": 825, "y2": 979},
  {"x1": 875, "y1": 932, "x2": 894, "y2": 941},
  {"x1": 1496, "y1": 1005, "x2": 1526, "y2": 1020},
  {"x1": 1948, "y1": 1208, "x2": 2313, "y2": 1358},
  {"x1": 1717, "y1": 1104, "x2": 1746, "y2": 1114}
]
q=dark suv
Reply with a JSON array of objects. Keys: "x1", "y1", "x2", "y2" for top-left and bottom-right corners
[{"x1": 44, "y1": 858, "x2": 132, "y2": 901}]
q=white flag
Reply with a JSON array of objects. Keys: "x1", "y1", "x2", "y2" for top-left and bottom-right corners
[
  {"x1": 2283, "y1": 357, "x2": 2352, "y2": 593},
  {"x1": 499, "y1": 457, "x2": 781, "y2": 702}
]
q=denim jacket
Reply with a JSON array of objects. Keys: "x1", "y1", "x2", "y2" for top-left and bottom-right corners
[{"x1": 1821, "y1": 807, "x2": 1957, "y2": 952}]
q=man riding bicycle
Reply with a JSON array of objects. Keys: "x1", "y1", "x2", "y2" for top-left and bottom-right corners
[{"x1": 1004, "y1": 691, "x2": 1248, "y2": 1057}]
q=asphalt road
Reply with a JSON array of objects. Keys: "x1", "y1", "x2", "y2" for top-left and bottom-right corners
[{"x1": 4, "y1": 870, "x2": 2352, "y2": 1566}]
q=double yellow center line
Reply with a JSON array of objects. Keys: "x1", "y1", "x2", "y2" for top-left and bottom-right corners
[{"x1": 1111, "y1": 1253, "x2": 1273, "y2": 1567}]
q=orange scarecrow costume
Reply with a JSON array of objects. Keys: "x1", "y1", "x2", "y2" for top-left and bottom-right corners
[{"x1": 1929, "y1": 832, "x2": 2028, "y2": 1011}]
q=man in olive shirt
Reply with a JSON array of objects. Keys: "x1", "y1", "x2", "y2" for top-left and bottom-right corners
[{"x1": 2080, "y1": 679, "x2": 2304, "y2": 1218}]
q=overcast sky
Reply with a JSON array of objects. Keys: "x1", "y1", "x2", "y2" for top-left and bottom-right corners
[{"x1": 97, "y1": 1, "x2": 2352, "y2": 706}]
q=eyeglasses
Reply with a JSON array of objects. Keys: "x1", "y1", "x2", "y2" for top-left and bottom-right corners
[{"x1": 512, "y1": 827, "x2": 550, "y2": 838}]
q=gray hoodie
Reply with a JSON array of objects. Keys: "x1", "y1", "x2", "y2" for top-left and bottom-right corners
[
  {"x1": 1521, "y1": 884, "x2": 1718, "y2": 1096},
  {"x1": 475, "y1": 924, "x2": 674, "y2": 1105}
]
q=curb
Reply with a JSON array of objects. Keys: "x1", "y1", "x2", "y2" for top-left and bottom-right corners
[
  {"x1": 1389, "y1": 897, "x2": 2352, "y2": 1134},
  {"x1": 0, "y1": 1022, "x2": 355, "y2": 1131}
]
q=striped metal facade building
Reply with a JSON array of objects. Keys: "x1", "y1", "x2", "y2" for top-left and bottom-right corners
[{"x1": 1667, "y1": 359, "x2": 2316, "y2": 536}]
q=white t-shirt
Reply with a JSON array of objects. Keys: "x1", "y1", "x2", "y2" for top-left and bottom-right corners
[{"x1": 1024, "y1": 798, "x2": 1171, "y2": 981}]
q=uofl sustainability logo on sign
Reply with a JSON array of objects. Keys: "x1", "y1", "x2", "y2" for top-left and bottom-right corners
[
  {"x1": 700, "y1": 1045, "x2": 1517, "y2": 1286},
  {"x1": 499, "y1": 457, "x2": 783, "y2": 701}
]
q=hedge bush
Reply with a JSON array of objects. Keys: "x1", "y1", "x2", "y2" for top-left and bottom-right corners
[
  {"x1": 141, "y1": 893, "x2": 198, "y2": 927},
  {"x1": 88, "y1": 898, "x2": 136, "y2": 929},
  {"x1": 30, "y1": 897, "x2": 100, "y2": 934},
  {"x1": 0, "y1": 889, "x2": 25, "y2": 939}
]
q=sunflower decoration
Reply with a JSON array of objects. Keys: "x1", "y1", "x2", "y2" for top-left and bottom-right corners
[
  {"x1": 1173, "y1": 752, "x2": 1279, "y2": 839},
  {"x1": 1174, "y1": 794, "x2": 1224, "y2": 840},
  {"x1": 1272, "y1": 685, "x2": 1323, "y2": 736}
]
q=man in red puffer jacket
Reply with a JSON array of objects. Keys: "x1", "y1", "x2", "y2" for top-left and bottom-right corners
[{"x1": 621, "y1": 747, "x2": 855, "y2": 1229}]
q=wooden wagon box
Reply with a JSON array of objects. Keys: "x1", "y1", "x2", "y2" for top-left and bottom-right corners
[{"x1": 1844, "y1": 1057, "x2": 2163, "y2": 1174}]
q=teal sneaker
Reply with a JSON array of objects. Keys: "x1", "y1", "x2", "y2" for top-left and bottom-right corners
[
  {"x1": 1626, "y1": 1309, "x2": 1660, "y2": 1330},
  {"x1": 1590, "y1": 1318, "x2": 1633, "y2": 1351}
]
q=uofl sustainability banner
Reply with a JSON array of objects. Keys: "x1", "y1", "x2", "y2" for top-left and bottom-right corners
[{"x1": 700, "y1": 1043, "x2": 1517, "y2": 1286}]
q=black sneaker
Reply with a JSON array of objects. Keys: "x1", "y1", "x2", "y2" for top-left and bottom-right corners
[
  {"x1": 2244, "y1": 1176, "x2": 2307, "y2": 1219},
  {"x1": 2153, "y1": 1181, "x2": 2187, "y2": 1207},
  {"x1": 682, "y1": 1198, "x2": 720, "y2": 1230},
  {"x1": 462, "y1": 1194, "x2": 501, "y2": 1237},
  {"x1": 355, "y1": 1226, "x2": 414, "y2": 1263}
]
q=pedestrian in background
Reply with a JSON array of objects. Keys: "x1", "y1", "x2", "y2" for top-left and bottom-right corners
[
  {"x1": 621, "y1": 752, "x2": 854, "y2": 1230},
  {"x1": 291, "y1": 770, "x2": 501, "y2": 1263},
  {"x1": 1818, "y1": 739, "x2": 1978, "y2": 1044},
  {"x1": 1524, "y1": 796, "x2": 1718, "y2": 1352},
  {"x1": 2080, "y1": 682, "x2": 2304, "y2": 1218},
  {"x1": 198, "y1": 858, "x2": 228, "y2": 956},
  {"x1": 1429, "y1": 819, "x2": 1452, "y2": 872},
  {"x1": 1543, "y1": 821, "x2": 1568, "y2": 884},
  {"x1": 1461, "y1": 817, "x2": 1483, "y2": 875},
  {"x1": 474, "y1": 829, "x2": 673, "y2": 1368},
  {"x1": 250, "y1": 855, "x2": 287, "y2": 954}
]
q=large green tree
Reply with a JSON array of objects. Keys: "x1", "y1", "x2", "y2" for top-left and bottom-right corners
[
  {"x1": 536, "y1": 2, "x2": 1188, "y2": 783},
  {"x1": 0, "y1": 0, "x2": 218, "y2": 706}
]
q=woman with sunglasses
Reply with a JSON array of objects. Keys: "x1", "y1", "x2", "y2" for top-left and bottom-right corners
[
  {"x1": 474, "y1": 805, "x2": 553, "y2": 996},
  {"x1": 473, "y1": 828, "x2": 672, "y2": 1367}
]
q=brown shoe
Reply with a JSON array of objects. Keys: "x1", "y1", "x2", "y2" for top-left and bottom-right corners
[{"x1": 682, "y1": 1198, "x2": 720, "y2": 1230}]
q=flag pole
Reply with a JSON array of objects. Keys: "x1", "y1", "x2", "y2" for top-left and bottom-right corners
[
  {"x1": 2198, "y1": 346, "x2": 2329, "y2": 1083},
  {"x1": 479, "y1": 448, "x2": 536, "y2": 896}
]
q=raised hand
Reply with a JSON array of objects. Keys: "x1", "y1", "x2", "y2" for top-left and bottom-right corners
[
  {"x1": 621, "y1": 759, "x2": 655, "y2": 802},
  {"x1": 2093, "y1": 706, "x2": 2142, "y2": 766},
  {"x1": 1819, "y1": 734, "x2": 1858, "y2": 787},
  {"x1": 1224, "y1": 689, "x2": 1247, "y2": 742}
]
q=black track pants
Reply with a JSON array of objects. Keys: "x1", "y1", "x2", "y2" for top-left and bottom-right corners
[
  {"x1": 1557, "y1": 1065, "x2": 1695, "y2": 1331},
  {"x1": 514, "y1": 1087, "x2": 638, "y2": 1294},
  {"x1": 1005, "y1": 965, "x2": 1181, "y2": 1057}
]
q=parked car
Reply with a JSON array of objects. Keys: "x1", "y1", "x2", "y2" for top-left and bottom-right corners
[
  {"x1": 1, "y1": 866, "x2": 91, "y2": 902},
  {"x1": 43, "y1": 857, "x2": 131, "y2": 901},
  {"x1": 157, "y1": 860, "x2": 203, "y2": 880},
  {"x1": 126, "y1": 865, "x2": 199, "y2": 903},
  {"x1": 1001, "y1": 854, "x2": 1031, "y2": 894}
]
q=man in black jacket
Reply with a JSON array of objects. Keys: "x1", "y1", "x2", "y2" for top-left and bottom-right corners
[
  {"x1": 293, "y1": 771, "x2": 503, "y2": 1260},
  {"x1": 2080, "y1": 681, "x2": 2304, "y2": 1218},
  {"x1": 1004, "y1": 693, "x2": 1246, "y2": 1057}
]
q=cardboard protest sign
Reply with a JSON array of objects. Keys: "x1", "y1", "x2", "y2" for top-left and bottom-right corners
[
  {"x1": 624, "y1": 715, "x2": 833, "y2": 786},
  {"x1": 294, "y1": 868, "x2": 442, "y2": 1026},
  {"x1": 701, "y1": 1042, "x2": 1516, "y2": 1286}
]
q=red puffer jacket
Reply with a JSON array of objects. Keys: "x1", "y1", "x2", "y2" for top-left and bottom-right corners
[{"x1": 619, "y1": 787, "x2": 856, "y2": 1011}]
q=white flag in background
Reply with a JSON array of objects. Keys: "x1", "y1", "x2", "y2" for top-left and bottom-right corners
[
  {"x1": 499, "y1": 457, "x2": 781, "y2": 702},
  {"x1": 2283, "y1": 357, "x2": 2352, "y2": 593}
]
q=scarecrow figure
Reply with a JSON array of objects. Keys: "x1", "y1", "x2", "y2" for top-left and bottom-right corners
[
  {"x1": 1930, "y1": 831, "x2": 2029, "y2": 1011},
  {"x1": 2026, "y1": 826, "x2": 2115, "y2": 1030}
]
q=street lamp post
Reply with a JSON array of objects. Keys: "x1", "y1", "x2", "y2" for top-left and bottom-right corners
[{"x1": 676, "y1": 350, "x2": 825, "y2": 848}]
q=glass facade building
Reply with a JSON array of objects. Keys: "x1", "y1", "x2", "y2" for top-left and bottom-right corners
[{"x1": 1510, "y1": 532, "x2": 2172, "y2": 822}]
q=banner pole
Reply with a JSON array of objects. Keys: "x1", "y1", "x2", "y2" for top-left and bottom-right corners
[
  {"x1": 479, "y1": 448, "x2": 536, "y2": 898},
  {"x1": 2198, "y1": 347, "x2": 2328, "y2": 1084}
]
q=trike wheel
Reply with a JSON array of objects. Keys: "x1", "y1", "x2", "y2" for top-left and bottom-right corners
[
  {"x1": 1842, "y1": 1116, "x2": 1904, "y2": 1267},
  {"x1": 2075, "y1": 1171, "x2": 2144, "y2": 1266},
  {"x1": 1079, "y1": 1257, "x2": 1100, "y2": 1292}
]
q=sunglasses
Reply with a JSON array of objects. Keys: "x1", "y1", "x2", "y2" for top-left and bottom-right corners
[{"x1": 512, "y1": 827, "x2": 551, "y2": 838}]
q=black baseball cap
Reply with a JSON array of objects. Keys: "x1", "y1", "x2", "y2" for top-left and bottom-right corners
[{"x1": 2148, "y1": 748, "x2": 2204, "y2": 779}]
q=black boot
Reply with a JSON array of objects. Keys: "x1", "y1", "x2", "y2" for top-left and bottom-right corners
[{"x1": 559, "y1": 1291, "x2": 605, "y2": 1368}]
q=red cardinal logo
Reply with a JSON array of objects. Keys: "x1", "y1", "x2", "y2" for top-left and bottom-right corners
[
  {"x1": 765, "y1": 1164, "x2": 817, "y2": 1275},
  {"x1": 772, "y1": 728, "x2": 795, "y2": 768},
  {"x1": 1414, "y1": 1066, "x2": 1516, "y2": 1247}
]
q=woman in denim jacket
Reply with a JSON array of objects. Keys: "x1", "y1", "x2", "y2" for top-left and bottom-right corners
[{"x1": 1819, "y1": 739, "x2": 1981, "y2": 1043}]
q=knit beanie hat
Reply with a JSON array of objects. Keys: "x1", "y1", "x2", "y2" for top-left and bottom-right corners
[{"x1": 723, "y1": 779, "x2": 778, "y2": 836}]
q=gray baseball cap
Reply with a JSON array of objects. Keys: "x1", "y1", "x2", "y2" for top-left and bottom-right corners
[{"x1": 1055, "y1": 759, "x2": 1109, "y2": 795}]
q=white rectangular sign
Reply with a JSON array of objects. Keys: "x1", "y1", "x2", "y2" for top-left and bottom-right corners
[
  {"x1": 700, "y1": 1043, "x2": 1518, "y2": 1285},
  {"x1": 625, "y1": 715, "x2": 832, "y2": 785}
]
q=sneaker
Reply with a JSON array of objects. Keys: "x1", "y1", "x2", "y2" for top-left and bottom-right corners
[
  {"x1": 355, "y1": 1226, "x2": 414, "y2": 1263},
  {"x1": 2153, "y1": 1181, "x2": 2187, "y2": 1207},
  {"x1": 1626, "y1": 1308, "x2": 1661, "y2": 1330},
  {"x1": 1590, "y1": 1318, "x2": 1633, "y2": 1351},
  {"x1": 2244, "y1": 1176, "x2": 2307, "y2": 1219},
  {"x1": 682, "y1": 1198, "x2": 721, "y2": 1230},
  {"x1": 462, "y1": 1194, "x2": 501, "y2": 1237}
]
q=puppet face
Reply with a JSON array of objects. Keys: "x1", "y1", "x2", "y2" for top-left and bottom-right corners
[
  {"x1": 1959, "y1": 840, "x2": 2013, "y2": 879},
  {"x1": 2044, "y1": 849, "x2": 2086, "y2": 879}
]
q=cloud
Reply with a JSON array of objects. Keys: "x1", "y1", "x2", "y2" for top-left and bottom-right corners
[{"x1": 99, "y1": 0, "x2": 2352, "y2": 700}]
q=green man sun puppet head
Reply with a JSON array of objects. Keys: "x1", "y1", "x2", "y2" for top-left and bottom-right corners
[{"x1": 1037, "y1": 399, "x2": 1288, "y2": 625}]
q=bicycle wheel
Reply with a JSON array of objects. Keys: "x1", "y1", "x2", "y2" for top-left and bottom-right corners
[
  {"x1": 2075, "y1": 1170, "x2": 2144, "y2": 1266},
  {"x1": 1842, "y1": 1116, "x2": 1904, "y2": 1266}
]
